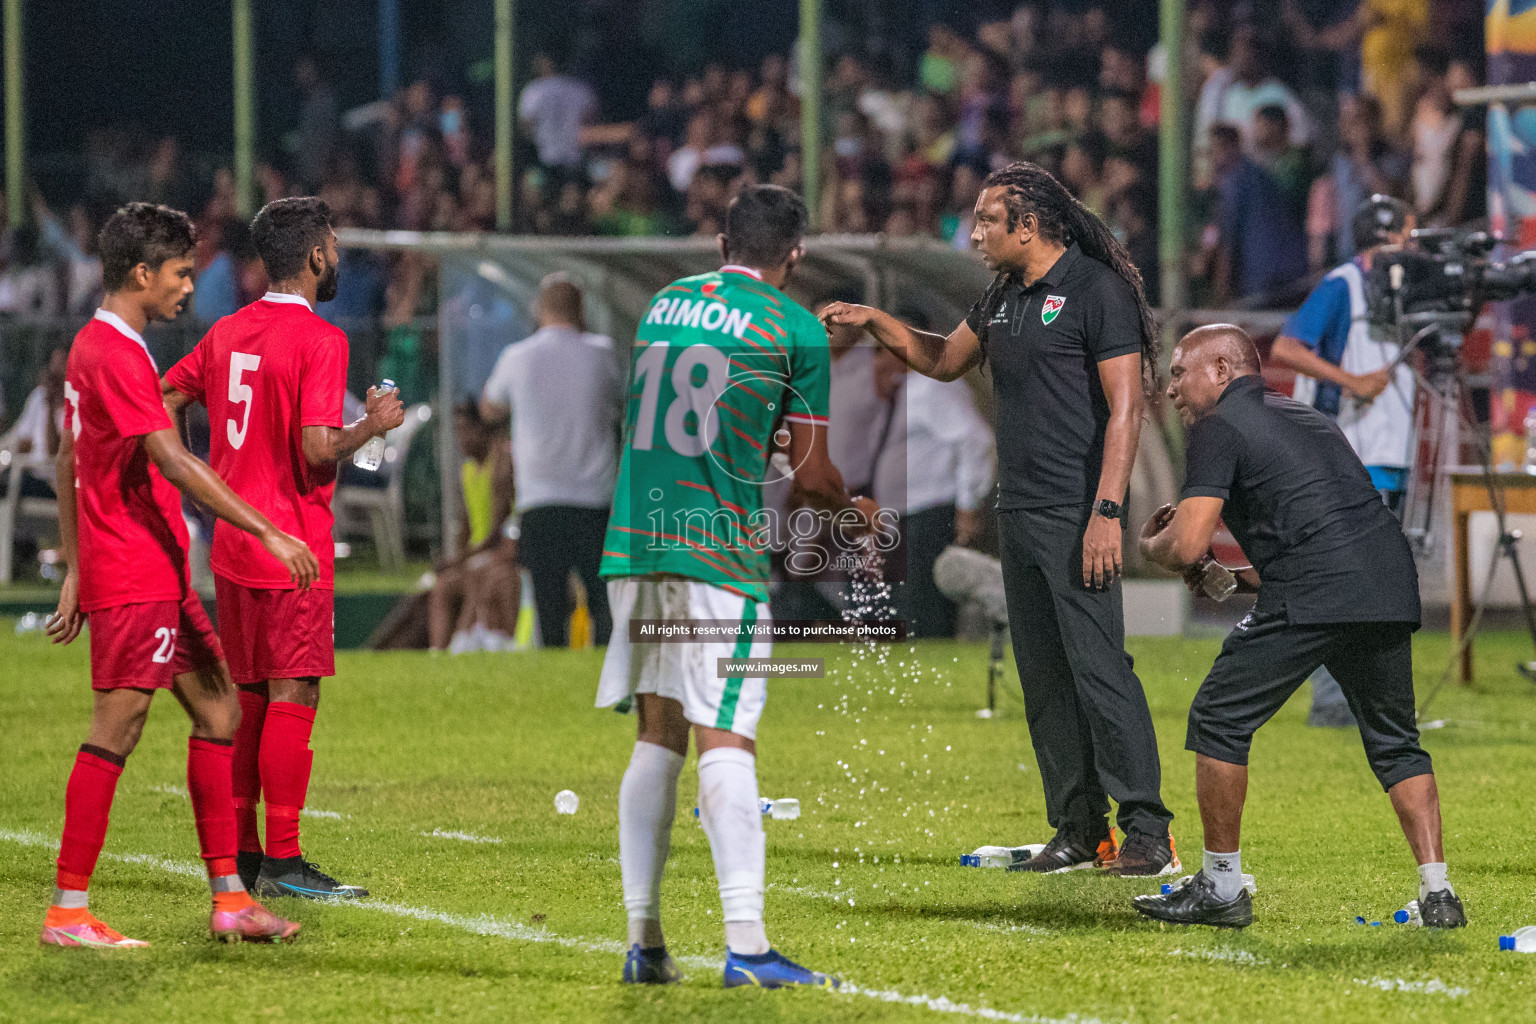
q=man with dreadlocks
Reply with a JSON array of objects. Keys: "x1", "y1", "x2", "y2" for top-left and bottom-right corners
[{"x1": 820, "y1": 161, "x2": 1177, "y2": 877}]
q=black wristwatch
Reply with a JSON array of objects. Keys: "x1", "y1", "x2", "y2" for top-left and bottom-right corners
[{"x1": 1094, "y1": 498, "x2": 1122, "y2": 521}]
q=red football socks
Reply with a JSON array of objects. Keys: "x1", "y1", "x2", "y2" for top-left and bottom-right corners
[
  {"x1": 186, "y1": 737, "x2": 238, "y2": 879},
  {"x1": 232, "y1": 689, "x2": 268, "y2": 853},
  {"x1": 55, "y1": 745, "x2": 126, "y2": 892},
  {"x1": 259, "y1": 702, "x2": 316, "y2": 859}
]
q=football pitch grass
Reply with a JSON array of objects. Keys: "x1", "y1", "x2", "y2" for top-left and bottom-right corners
[{"x1": 2, "y1": 622, "x2": 1535, "y2": 1023}]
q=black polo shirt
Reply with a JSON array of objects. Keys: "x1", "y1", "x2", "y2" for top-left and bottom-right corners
[
  {"x1": 965, "y1": 243, "x2": 1144, "y2": 509},
  {"x1": 1182, "y1": 374, "x2": 1420, "y2": 626}
]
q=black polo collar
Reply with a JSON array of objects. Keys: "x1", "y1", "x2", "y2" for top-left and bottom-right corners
[
  {"x1": 1216, "y1": 373, "x2": 1267, "y2": 406},
  {"x1": 1034, "y1": 242, "x2": 1081, "y2": 290}
]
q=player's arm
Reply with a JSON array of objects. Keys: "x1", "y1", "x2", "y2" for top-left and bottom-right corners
[
  {"x1": 1269, "y1": 334, "x2": 1388, "y2": 400},
  {"x1": 160, "y1": 379, "x2": 195, "y2": 416},
  {"x1": 1138, "y1": 497, "x2": 1227, "y2": 575},
  {"x1": 141, "y1": 428, "x2": 319, "y2": 588},
  {"x1": 488, "y1": 440, "x2": 515, "y2": 548},
  {"x1": 46, "y1": 427, "x2": 85, "y2": 644},
  {"x1": 787, "y1": 419, "x2": 878, "y2": 531},
  {"x1": 817, "y1": 303, "x2": 982, "y2": 382},
  {"x1": 301, "y1": 384, "x2": 406, "y2": 467}
]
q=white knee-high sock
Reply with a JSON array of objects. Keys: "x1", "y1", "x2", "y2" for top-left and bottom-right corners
[
  {"x1": 697, "y1": 746, "x2": 769, "y2": 955},
  {"x1": 618, "y1": 741, "x2": 685, "y2": 948}
]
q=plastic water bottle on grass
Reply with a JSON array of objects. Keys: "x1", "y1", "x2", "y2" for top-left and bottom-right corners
[
  {"x1": 1393, "y1": 901, "x2": 1421, "y2": 926},
  {"x1": 769, "y1": 798, "x2": 800, "y2": 820},
  {"x1": 1499, "y1": 927, "x2": 1536, "y2": 952},
  {"x1": 352, "y1": 379, "x2": 397, "y2": 471}
]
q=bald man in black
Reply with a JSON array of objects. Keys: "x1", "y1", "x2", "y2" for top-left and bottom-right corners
[{"x1": 1133, "y1": 325, "x2": 1464, "y2": 930}]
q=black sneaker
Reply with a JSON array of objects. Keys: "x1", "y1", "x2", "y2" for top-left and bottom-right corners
[
  {"x1": 1420, "y1": 889, "x2": 1467, "y2": 929},
  {"x1": 1132, "y1": 870, "x2": 1253, "y2": 928},
  {"x1": 1007, "y1": 827, "x2": 1109, "y2": 874},
  {"x1": 236, "y1": 850, "x2": 265, "y2": 891},
  {"x1": 1103, "y1": 827, "x2": 1178, "y2": 877},
  {"x1": 255, "y1": 856, "x2": 369, "y2": 900}
]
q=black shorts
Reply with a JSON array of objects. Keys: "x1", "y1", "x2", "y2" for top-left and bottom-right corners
[{"x1": 1186, "y1": 611, "x2": 1432, "y2": 790}]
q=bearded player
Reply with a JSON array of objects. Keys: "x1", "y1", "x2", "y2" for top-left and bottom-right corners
[
  {"x1": 42, "y1": 203, "x2": 318, "y2": 947},
  {"x1": 162, "y1": 197, "x2": 403, "y2": 900},
  {"x1": 598, "y1": 185, "x2": 878, "y2": 988}
]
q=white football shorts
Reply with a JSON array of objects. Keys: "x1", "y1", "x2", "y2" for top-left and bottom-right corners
[{"x1": 597, "y1": 577, "x2": 771, "y2": 740}]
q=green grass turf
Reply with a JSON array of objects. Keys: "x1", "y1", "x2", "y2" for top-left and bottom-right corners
[{"x1": 2, "y1": 622, "x2": 1534, "y2": 1023}]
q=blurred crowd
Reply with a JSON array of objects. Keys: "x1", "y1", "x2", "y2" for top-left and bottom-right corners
[{"x1": 0, "y1": 0, "x2": 1492, "y2": 351}]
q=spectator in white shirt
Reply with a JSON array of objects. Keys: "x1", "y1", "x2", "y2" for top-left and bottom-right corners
[
  {"x1": 481, "y1": 274, "x2": 625, "y2": 647},
  {"x1": 871, "y1": 344, "x2": 995, "y2": 638},
  {"x1": 519, "y1": 52, "x2": 597, "y2": 182},
  {"x1": 1194, "y1": 23, "x2": 1312, "y2": 187},
  {"x1": 0, "y1": 347, "x2": 67, "y2": 496}
]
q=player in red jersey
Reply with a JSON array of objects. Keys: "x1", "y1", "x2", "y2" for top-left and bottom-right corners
[
  {"x1": 163, "y1": 197, "x2": 404, "y2": 900},
  {"x1": 42, "y1": 203, "x2": 319, "y2": 948}
]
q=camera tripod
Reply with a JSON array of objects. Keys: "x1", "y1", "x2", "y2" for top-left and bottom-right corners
[{"x1": 1392, "y1": 311, "x2": 1536, "y2": 716}]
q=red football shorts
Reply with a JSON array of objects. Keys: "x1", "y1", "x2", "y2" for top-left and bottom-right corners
[
  {"x1": 214, "y1": 576, "x2": 335, "y2": 686},
  {"x1": 88, "y1": 590, "x2": 225, "y2": 690}
]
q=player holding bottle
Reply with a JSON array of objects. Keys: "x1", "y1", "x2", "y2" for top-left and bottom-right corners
[
  {"x1": 598, "y1": 185, "x2": 878, "y2": 988},
  {"x1": 42, "y1": 202, "x2": 318, "y2": 948},
  {"x1": 162, "y1": 197, "x2": 403, "y2": 900}
]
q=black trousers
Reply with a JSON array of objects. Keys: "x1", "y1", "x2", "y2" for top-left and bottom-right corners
[
  {"x1": 1189, "y1": 611, "x2": 1431, "y2": 790},
  {"x1": 897, "y1": 504, "x2": 959, "y2": 639},
  {"x1": 518, "y1": 505, "x2": 613, "y2": 648},
  {"x1": 998, "y1": 505, "x2": 1172, "y2": 836}
]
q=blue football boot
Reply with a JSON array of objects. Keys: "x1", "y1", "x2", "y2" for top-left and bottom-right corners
[
  {"x1": 723, "y1": 948, "x2": 840, "y2": 989},
  {"x1": 622, "y1": 943, "x2": 683, "y2": 984}
]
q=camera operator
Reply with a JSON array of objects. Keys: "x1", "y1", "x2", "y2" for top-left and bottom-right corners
[{"x1": 1268, "y1": 193, "x2": 1416, "y2": 730}]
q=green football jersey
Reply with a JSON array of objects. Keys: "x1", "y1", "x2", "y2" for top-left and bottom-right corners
[{"x1": 601, "y1": 266, "x2": 831, "y2": 601}]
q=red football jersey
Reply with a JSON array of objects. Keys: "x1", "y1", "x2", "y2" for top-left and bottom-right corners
[
  {"x1": 164, "y1": 293, "x2": 347, "y2": 590},
  {"x1": 65, "y1": 311, "x2": 189, "y2": 612}
]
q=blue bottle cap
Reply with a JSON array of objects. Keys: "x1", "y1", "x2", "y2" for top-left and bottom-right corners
[
  {"x1": 960, "y1": 854, "x2": 977, "y2": 867},
  {"x1": 1161, "y1": 883, "x2": 1172, "y2": 894},
  {"x1": 692, "y1": 807, "x2": 699, "y2": 818},
  {"x1": 1500, "y1": 935, "x2": 1516, "y2": 951},
  {"x1": 1354, "y1": 916, "x2": 1368, "y2": 925},
  {"x1": 1393, "y1": 909, "x2": 1410, "y2": 924},
  {"x1": 1371, "y1": 921, "x2": 1382, "y2": 927}
]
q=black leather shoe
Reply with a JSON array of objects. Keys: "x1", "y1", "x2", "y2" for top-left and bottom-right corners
[
  {"x1": 1007, "y1": 827, "x2": 1108, "y2": 874},
  {"x1": 1420, "y1": 889, "x2": 1467, "y2": 929},
  {"x1": 1103, "y1": 827, "x2": 1176, "y2": 877},
  {"x1": 1133, "y1": 870, "x2": 1253, "y2": 928}
]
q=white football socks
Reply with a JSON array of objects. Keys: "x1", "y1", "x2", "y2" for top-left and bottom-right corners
[
  {"x1": 618, "y1": 741, "x2": 685, "y2": 948},
  {"x1": 1203, "y1": 848, "x2": 1244, "y2": 901},
  {"x1": 1418, "y1": 861, "x2": 1452, "y2": 900},
  {"x1": 697, "y1": 746, "x2": 769, "y2": 955}
]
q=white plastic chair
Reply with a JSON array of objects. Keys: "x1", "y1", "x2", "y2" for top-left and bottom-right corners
[
  {"x1": 0, "y1": 450, "x2": 59, "y2": 583},
  {"x1": 333, "y1": 402, "x2": 432, "y2": 571}
]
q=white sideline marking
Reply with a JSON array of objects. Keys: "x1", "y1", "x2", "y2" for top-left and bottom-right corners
[
  {"x1": 0, "y1": 827, "x2": 1117, "y2": 1024},
  {"x1": 1169, "y1": 947, "x2": 1269, "y2": 966},
  {"x1": 1353, "y1": 977, "x2": 1469, "y2": 999},
  {"x1": 967, "y1": 921, "x2": 1050, "y2": 937},
  {"x1": 145, "y1": 786, "x2": 345, "y2": 820},
  {"x1": 422, "y1": 828, "x2": 503, "y2": 844}
]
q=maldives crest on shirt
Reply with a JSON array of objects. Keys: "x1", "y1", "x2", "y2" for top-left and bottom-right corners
[{"x1": 1041, "y1": 295, "x2": 1066, "y2": 325}]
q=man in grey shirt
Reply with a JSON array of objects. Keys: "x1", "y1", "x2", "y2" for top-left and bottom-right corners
[{"x1": 482, "y1": 274, "x2": 625, "y2": 646}]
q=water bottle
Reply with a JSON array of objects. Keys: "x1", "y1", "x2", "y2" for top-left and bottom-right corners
[
  {"x1": 1499, "y1": 926, "x2": 1536, "y2": 952},
  {"x1": 352, "y1": 379, "x2": 397, "y2": 472},
  {"x1": 13, "y1": 611, "x2": 41, "y2": 635},
  {"x1": 1393, "y1": 900, "x2": 1422, "y2": 926},
  {"x1": 1199, "y1": 558, "x2": 1238, "y2": 602},
  {"x1": 770, "y1": 798, "x2": 801, "y2": 820},
  {"x1": 553, "y1": 790, "x2": 579, "y2": 815}
]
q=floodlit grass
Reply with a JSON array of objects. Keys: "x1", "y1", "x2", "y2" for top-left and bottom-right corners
[{"x1": 2, "y1": 620, "x2": 1534, "y2": 1023}]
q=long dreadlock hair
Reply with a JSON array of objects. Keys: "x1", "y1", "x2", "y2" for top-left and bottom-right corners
[{"x1": 974, "y1": 162, "x2": 1160, "y2": 396}]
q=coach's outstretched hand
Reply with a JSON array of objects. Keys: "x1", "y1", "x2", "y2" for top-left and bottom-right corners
[
  {"x1": 261, "y1": 529, "x2": 320, "y2": 590},
  {"x1": 46, "y1": 570, "x2": 85, "y2": 645}
]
